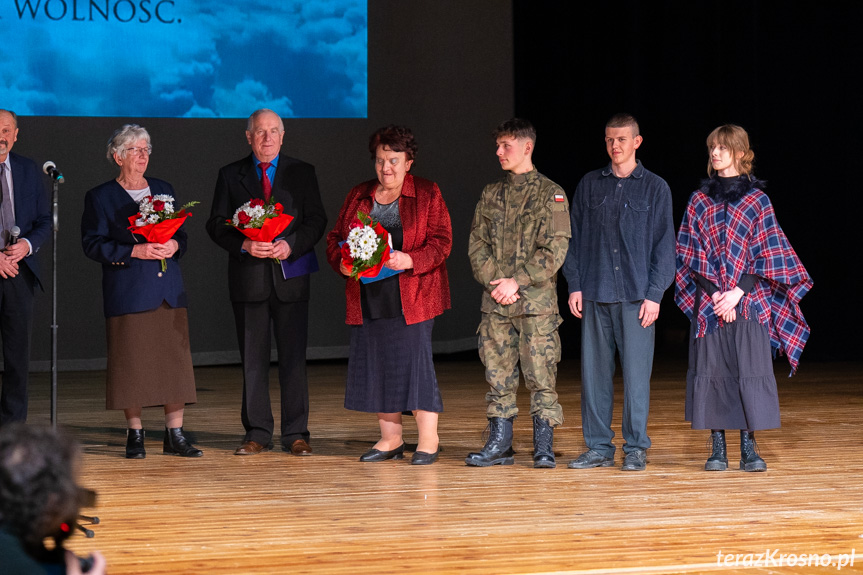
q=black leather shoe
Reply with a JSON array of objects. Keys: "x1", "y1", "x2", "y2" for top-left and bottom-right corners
[
  {"x1": 360, "y1": 443, "x2": 405, "y2": 462},
  {"x1": 126, "y1": 429, "x2": 145, "y2": 459},
  {"x1": 163, "y1": 427, "x2": 203, "y2": 457},
  {"x1": 567, "y1": 449, "x2": 613, "y2": 469},
  {"x1": 411, "y1": 449, "x2": 440, "y2": 465},
  {"x1": 621, "y1": 449, "x2": 647, "y2": 471}
]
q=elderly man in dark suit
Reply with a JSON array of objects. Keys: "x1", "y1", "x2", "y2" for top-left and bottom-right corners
[
  {"x1": 0, "y1": 109, "x2": 51, "y2": 426},
  {"x1": 207, "y1": 109, "x2": 327, "y2": 456}
]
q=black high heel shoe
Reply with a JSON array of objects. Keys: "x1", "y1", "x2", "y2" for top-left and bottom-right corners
[{"x1": 359, "y1": 443, "x2": 405, "y2": 462}]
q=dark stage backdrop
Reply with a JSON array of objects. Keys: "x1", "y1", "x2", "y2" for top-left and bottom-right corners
[
  {"x1": 11, "y1": 1, "x2": 513, "y2": 370},
  {"x1": 513, "y1": 1, "x2": 860, "y2": 363},
  {"x1": 13, "y1": 1, "x2": 855, "y2": 372}
]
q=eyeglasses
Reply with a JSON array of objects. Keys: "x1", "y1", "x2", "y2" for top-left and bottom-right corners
[
  {"x1": 252, "y1": 128, "x2": 283, "y2": 138},
  {"x1": 124, "y1": 146, "x2": 152, "y2": 156}
]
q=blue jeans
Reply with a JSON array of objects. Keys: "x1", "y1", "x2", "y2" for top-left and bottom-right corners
[{"x1": 580, "y1": 300, "x2": 654, "y2": 458}]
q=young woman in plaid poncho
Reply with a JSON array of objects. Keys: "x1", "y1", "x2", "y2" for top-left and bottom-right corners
[{"x1": 675, "y1": 125, "x2": 812, "y2": 472}]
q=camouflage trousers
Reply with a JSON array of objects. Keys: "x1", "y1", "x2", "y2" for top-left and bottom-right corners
[{"x1": 477, "y1": 312, "x2": 563, "y2": 427}]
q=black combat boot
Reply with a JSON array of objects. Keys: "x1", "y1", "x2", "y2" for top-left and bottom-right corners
[
  {"x1": 705, "y1": 430, "x2": 727, "y2": 471},
  {"x1": 740, "y1": 430, "x2": 766, "y2": 472},
  {"x1": 163, "y1": 427, "x2": 203, "y2": 457},
  {"x1": 126, "y1": 429, "x2": 145, "y2": 459},
  {"x1": 465, "y1": 416, "x2": 515, "y2": 466},
  {"x1": 532, "y1": 416, "x2": 555, "y2": 468}
]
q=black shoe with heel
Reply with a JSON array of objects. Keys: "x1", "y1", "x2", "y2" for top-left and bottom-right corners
[
  {"x1": 411, "y1": 448, "x2": 440, "y2": 465},
  {"x1": 360, "y1": 443, "x2": 405, "y2": 462},
  {"x1": 163, "y1": 427, "x2": 203, "y2": 457},
  {"x1": 126, "y1": 429, "x2": 145, "y2": 459}
]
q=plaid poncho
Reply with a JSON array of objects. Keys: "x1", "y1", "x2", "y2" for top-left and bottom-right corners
[{"x1": 675, "y1": 178, "x2": 812, "y2": 374}]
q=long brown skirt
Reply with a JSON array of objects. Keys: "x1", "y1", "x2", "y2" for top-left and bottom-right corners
[{"x1": 105, "y1": 303, "x2": 197, "y2": 410}]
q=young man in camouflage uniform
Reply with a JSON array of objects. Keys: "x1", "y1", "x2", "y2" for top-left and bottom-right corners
[{"x1": 466, "y1": 118, "x2": 571, "y2": 468}]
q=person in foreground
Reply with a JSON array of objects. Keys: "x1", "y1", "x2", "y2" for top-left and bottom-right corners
[
  {"x1": 207, "y1": 109, "x2": 327, "y2": 456},
  {"x1": 466, "y1": 118, "x2": 570, "y2": 468},
  {"x1": 326, "y1": 125, "x2": 452, "y2": 465},
  {"x1": 0, "y1": 109, "x2": 51, "y2": 428},
  {"x1": 675, "y1": 124, "x2": 812, "y2": 472},
  {"x1": 81, "y1": 124, "x2": 202, "y2": 459},
  {"x1": 0, "y1": 423, "x2": 107, "y2": 575},
  {"x1": 562, "y1": 113, "x2": 675, "y2": 472}
]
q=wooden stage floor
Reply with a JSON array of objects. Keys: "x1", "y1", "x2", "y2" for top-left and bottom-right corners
[{"x1": 26, "y1": 358, "x2": 863, "y2": 574}]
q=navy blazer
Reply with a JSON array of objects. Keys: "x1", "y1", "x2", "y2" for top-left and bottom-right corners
[
  {"x1": 7, "y1": 152, "x2": 51, "y2": 289},
  {"x1": 81, "y1": 178, "x2": 188, "y2": 318},
  {"x1": 206, "y1": 153, "x2": 327, "y2": 303}
]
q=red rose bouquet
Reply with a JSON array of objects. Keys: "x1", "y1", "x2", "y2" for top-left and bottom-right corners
[
  {"x1": 127, "y1": 194, "x2": 198, "y2": 272},
  {"x1": 226, "y1": 198, "x2": 294, "y2": 263}
]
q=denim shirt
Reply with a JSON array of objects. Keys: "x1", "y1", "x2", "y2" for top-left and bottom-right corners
[{"x1": 562, "y1": 160, "x2": 675, "y2": 304}]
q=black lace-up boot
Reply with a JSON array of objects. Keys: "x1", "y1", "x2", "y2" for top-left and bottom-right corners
[
  {"x1": 740, "y1": 430, "x2": 766, "y2": 472},
  {"x1": 532, "y1": 416, "x2": 555, "y2": 468},
  {"x1": 465, "y1": 416, "x2": 515, "y2": 466},
  {"x1": 705, "y1": 430, "x2": 727, "y2": 471}
]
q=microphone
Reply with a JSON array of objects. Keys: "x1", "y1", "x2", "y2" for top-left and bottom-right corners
[
  {"x1": 43, "y1": 161, "x2": 65, "y2": 183},
  {"x1": 10, "y1": 226, "x2": 20, "y2": 245}
]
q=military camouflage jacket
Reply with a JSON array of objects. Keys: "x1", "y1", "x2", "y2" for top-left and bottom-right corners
[{"x1": 469, "y1": 168, "x2": 571, "y2": 316}]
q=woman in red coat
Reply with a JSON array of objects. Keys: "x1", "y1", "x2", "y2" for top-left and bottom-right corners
[{"x1": 326, "y1": 126, "x2": 452, "y2": 465}]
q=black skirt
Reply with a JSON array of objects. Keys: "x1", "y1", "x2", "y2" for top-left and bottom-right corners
[
  {"x1": 685, "y1": 313, "x2": 780, "y2": 431},
  {"x1": 345, "y1": 317, "x2": 443, "y2": 413}
]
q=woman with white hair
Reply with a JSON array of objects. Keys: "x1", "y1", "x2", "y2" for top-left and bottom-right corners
[{"x1": 81, "y1": 124, "x2": 202, "y2": 459}]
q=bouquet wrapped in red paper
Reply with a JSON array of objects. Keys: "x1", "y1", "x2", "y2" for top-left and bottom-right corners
[
  {"x1": 226, "y1": 198, "x2": 294, "y2": 263},
  {"x1": 340, "y1": 211, "x2": 399, "y2": 282},
  {"x1": 127, "y1": 194, "x2": 198, "y2": 272}
]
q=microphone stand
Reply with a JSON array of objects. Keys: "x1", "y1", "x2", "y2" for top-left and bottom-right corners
[
  {"x1": 50, "y1": 174, "x2": 63, "y2": 426},
  {"x1": 45, "y1": 169, "x2": 98, "y2": 538}
]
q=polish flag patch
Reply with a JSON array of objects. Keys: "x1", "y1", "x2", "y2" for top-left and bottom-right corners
[{"x1": 554, "y1": 194, "x2": 566, "y2": 202}]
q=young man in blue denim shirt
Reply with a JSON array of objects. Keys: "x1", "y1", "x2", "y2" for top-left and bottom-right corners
[{"x1": 562, "y1": 113, "x2": 675, "y2": 471}]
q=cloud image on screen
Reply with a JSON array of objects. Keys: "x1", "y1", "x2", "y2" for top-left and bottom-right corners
[{"x1": 0, "y1": 0, "x2": 367, "y2": 118}]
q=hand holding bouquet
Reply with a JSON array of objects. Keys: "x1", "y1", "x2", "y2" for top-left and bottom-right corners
[
  {"x1": 127, "y1": 194, "x2": 199, "y2": 272},
  {"x1": 340, "y1": 211, "x2": 392, "y2": 281},
  {"x1": 226, "y1": 198, "x2": 294, "y2": 263}
]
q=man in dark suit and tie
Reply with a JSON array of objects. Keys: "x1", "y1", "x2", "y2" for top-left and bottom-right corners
[
  {"x1": 0, "y1": 109, "x2": 51, "y2": 426},
  {"x1": 207, "y1": 109, "x2": 327, "y2": 456}
]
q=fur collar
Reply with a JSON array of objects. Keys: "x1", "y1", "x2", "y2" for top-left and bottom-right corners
[{"x1": 700, "y1": 175, "x2": 766, "y2": 202}]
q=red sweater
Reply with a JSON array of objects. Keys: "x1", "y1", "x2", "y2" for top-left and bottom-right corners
[{"x1": 326, "y1": 174, "x2": 452, "y2": 325}]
